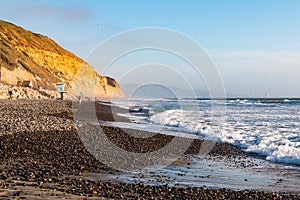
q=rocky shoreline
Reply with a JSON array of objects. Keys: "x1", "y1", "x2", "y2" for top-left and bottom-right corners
[
  {"x1": 0, "y1": 100, "x2": 299, "y2": 199},
  {"x1": 0, "y1": 82, "x2": 71, "y2": 100}
]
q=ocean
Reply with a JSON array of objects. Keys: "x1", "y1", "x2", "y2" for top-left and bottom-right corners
[{"x1": 112, "y1": 98, "x2": 300, "y2": 166}]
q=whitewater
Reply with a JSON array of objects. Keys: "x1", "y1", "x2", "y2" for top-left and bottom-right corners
[{"x1": 114, "y1": 98, "x2": 300, "y2": 166}]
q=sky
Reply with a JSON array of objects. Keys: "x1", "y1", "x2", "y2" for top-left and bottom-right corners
[{"x1": 1, "y1": 0, "x2": 300, "y2": 97}]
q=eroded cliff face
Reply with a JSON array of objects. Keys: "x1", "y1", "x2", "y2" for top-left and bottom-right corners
[{"x1": 0, "y1": 20, "x2": 123, "y2": 98}]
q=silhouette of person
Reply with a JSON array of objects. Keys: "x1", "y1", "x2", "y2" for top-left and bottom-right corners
[{"x1": 8, "y1": 88, "x2": 13, "y2": 99}]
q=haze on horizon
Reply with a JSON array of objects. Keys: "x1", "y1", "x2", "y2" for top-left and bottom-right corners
[{"x1": 1, "y1": 0, "x2": 300, "y2": 97}]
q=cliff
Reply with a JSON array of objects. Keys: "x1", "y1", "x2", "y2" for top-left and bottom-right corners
[{"x1": 0, "y1": 20, "x2": 123, "y2": 99}]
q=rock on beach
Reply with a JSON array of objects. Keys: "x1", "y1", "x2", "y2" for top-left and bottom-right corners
[{"x1": 0, "y1": 100, "x2": 298, "y2": 199}]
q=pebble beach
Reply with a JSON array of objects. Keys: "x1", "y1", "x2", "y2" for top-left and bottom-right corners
[{"x1": 0, "y1": 100, "x2": 299, "y2": 199}]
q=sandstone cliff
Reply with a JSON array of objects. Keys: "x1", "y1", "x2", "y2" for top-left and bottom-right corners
[{"x1": 0, "y1": 20, "x2": 123, "y2": 99}]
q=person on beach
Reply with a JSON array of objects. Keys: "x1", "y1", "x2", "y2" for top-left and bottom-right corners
[
  {"x1": 78, "y1": 92, "x2": 84, "y2": 103},
  {"x1": 8, "y1": 88, "x2": 13, "y2": 99}
]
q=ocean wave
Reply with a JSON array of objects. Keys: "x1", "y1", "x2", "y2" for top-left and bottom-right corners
[{"x1": 150, "y1": 107, "x2": 300, "y2": 166}]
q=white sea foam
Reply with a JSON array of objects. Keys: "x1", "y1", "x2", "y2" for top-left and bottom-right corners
[{"x1": 150, "y1": 103, "x2": 300, "y2": 165}]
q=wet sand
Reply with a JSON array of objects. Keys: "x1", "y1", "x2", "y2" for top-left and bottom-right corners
[{"x1": 0, "y1": 100, "x2": 299, "y2": 199}]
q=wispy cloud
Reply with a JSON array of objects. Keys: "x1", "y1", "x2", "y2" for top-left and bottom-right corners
[
  {"x1": 14, "y1": 3, "x2": 92, "y2": 22},
  {"x1": 214, "y1": 50, "x2": 300, "y2": 60}
]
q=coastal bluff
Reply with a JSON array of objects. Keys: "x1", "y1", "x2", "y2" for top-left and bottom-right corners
[{"x1": 0, "y1": 20, "x2": 123, "y2": 99}]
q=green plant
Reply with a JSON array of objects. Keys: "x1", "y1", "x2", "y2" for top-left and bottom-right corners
[{"x1": 24, "y1": 34, "x2": 31, "y2": 42}]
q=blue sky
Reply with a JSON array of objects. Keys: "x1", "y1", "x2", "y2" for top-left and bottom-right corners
[{"x1": 1, "y1": 0, "x2": 300, "y2": 97}]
